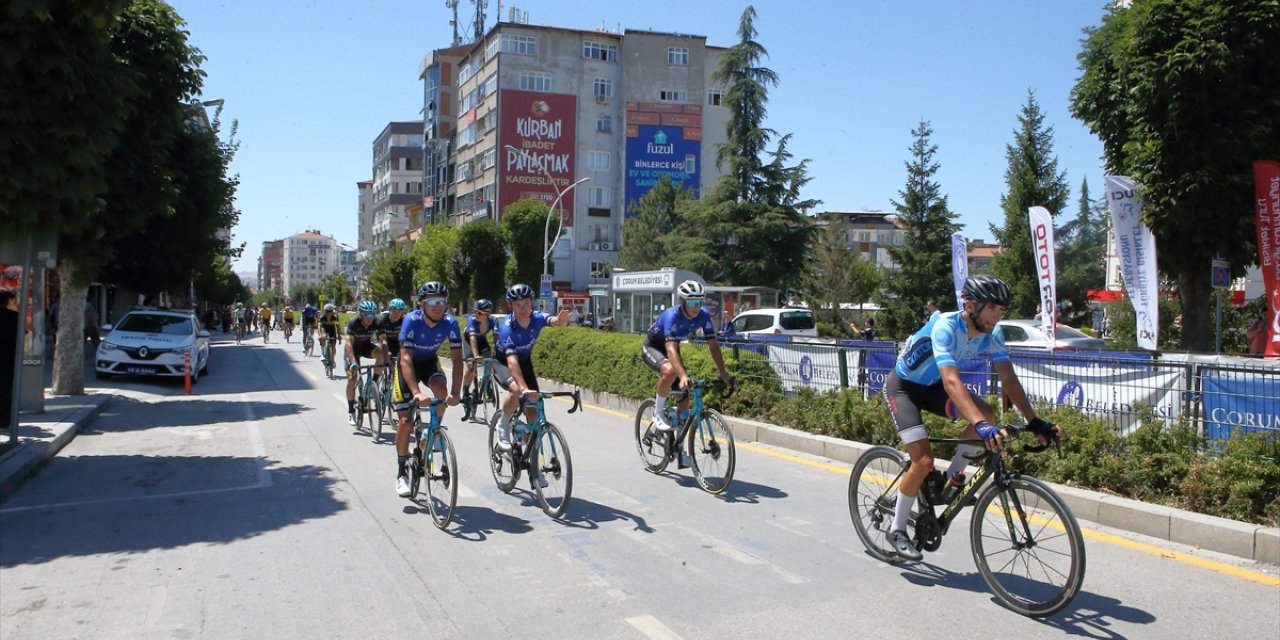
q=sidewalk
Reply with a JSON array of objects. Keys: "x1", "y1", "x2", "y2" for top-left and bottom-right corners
[{"x1": 0, "y1": 392, "x2": 111, "y2": 502}]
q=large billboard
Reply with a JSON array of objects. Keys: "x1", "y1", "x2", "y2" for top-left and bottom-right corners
[
  {"x1": 624, "y1": 102, "x2": 703, "y2": 215},
  {"x1": 498, "y1": 90, "x2": 577, "y2": 225}
]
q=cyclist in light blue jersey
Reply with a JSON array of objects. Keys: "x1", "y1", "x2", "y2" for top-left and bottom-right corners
[
  {"x1": 493, "y1": 284, "x2": 571, "y2": 450},
  {"x1": 883, "y1": 275, "x2": 1061, "y2": 561}
]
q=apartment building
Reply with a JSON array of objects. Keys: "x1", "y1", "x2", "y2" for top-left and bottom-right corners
[
  {"x1": 370, "y1": 122, "x2": 423, "y2": 249},
  {"x1": 280, "y1": 230, "x2": 340, "y2": 296},
  {"x1": 257, "y1": 240, "x2": 283, "y2": 295}
]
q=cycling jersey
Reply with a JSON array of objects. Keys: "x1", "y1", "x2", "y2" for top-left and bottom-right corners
[
  {"x1": 345, "y1": 316, "x2": 383, "y2": 351},
  {"x1": 644, "y1": 305, "x2": 716, "y2": 351},
  {"x1": 894, "y1": 311, "x2": 1010, "y2": 386},
  {"x1": 398, "y1": 309, "x2": 462, "y2": 363},
  {"x1": 497, "y1": 311, "x2": 552, "y2": 360},
  {"x1": 260, "y1": 309, "x2": 272, "y2": 323},
  {"x1": 318, "y1": 313, "x2": 340, "y2": 336},
  {"x1": 377, "y1": 311, "x2": 406, "y2": 355},
  {"x1": 301, "y1": 307, "x2": 319, "y2": 322},
  {"x1": 282, "y1": 311, "x2": 295, "y2": 324}
]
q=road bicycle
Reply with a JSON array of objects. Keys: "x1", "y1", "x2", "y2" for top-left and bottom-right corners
[
  {"x1": 487, "y1": 389, "x2": 581, "y2": 518},
  {"x1": 320, "y1": 336, "x2": 336, "y2": 378},
  {"x1": 460, "y1": 357, "x2": 500, "y2": 424},
  {"x1": 634, "y1": 379, "x2": 736, "y2": 494},
  {"x1": 406, "y1": 397, "x2": 459, "y2": 529},
  {"x1": 302, "y1": 325, "x2": 314, "y2": 357},
  {"x1": 283, "y1": 321, "x2": 294, "y2": 342},
  {"x1": 847, "y1": 425, "x2": 1085, "y2": 617},
  {"x1": 234, "y1": 320, "x2": 245, "y2": 345},
  {"x1": 352, "y1": 363, "x2": 389, "y2": 439}
]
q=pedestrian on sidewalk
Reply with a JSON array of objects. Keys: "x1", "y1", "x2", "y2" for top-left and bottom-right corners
[{"x1": 1, "y1": 288, "x2": 18, "y2": 431}]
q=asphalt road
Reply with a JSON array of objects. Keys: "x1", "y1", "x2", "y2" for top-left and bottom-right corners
[{"x1": 2, "y1": 334, "x2": 1277, "y2": 639}]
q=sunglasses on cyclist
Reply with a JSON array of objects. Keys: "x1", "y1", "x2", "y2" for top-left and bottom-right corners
[
  {"x1": 685, "y1": 299, "x2": 704, "y2": 307},
  {"x1": 360, "y1": 312, "x2": 375, "y2": 318},
  {"x1": 420, "y1": 297, "x2": 447, "y2": 306}
]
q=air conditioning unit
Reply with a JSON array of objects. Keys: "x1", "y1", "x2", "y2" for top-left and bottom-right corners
[
  {"x1": 598, "y1": 242, "x2": 614, "y2": 251},
  {"x1": 595, "y1": 94, "x2": 610, "y2": 105},
  {"x1": 588, "y1": 243, "x2": 601, "y2": 251}
]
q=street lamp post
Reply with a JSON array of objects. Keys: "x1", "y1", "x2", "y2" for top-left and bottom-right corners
[{"x1": 503, "y1": 145, "x2": 590, "y2": 310}]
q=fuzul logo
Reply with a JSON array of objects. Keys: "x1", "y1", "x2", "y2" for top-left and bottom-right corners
[{"x1": 647, "y1": 129, "x2": 673, "y2": 154}]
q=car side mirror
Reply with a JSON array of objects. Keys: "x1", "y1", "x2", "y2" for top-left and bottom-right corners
[
  {"x1": 197, "y1": 330, "x2": 211, "y2": 338},
  {"x1": 102, "y1": 324, "x2": 113, "y2": 332}
]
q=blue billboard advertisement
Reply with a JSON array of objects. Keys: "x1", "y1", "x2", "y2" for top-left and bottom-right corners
[{"x1": 624, "y1": 125, "x2": 701, "y2": 214}]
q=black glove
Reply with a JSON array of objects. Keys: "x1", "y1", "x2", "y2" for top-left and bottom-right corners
[{"x1": 1028, "y1": 417, "x2": 1058, "y2": 440}]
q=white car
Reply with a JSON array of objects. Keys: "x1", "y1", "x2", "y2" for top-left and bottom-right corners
[
  {"x1": 95, "y1": 308, "x2": 211, "y2": 382},
  {"x1": 723, "y1": 308, "x2": 818, "y2": 338},
  {"x1": 997, "y1": 319, "x2": 1108, "y2": 351}
]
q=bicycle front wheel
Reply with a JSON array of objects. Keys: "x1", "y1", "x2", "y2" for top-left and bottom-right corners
[
  {"x1": 370, "y1": 380, "x2": 386, "y2": 441},
  {"x1": 848, "y1": 445, "x2": 910, "y2": 562},
  {"x1": 487, "y1": 413, "x2": 519, "y2": 492},
  {"x1": 478, "y1": 375, "x2": 500, "y2": 425},
  {"x1": 970, "y1": 476, "x2": 1086, "y2": 617},
  {"x1": 532, "y1": 423, "x2": 572, "y2": 518},
  {"x1": 689, "y1": 410, "x2": 735, "y2": 494},
  {"x1": 634, "y1": 400, "x2": 670, "y2": 474},
  {"x1": 424, "y1": 427, "x2": 458, "y2": 529}
]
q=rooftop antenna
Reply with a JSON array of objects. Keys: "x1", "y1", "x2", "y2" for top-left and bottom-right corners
[
  {"x1": 445, "y1": 0, "x2": 461, "y2": 46},
  {"x1": 472, "y1": 0, "x2": 488, "y2": 41}
]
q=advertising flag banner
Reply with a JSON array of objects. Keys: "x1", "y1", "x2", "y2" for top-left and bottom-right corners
[
  {"x1": 1105, "y1": 176, "x2": 1160, "y2": 351},
  {"x1": 1253, "y1": 160, "x2": 1280, "y2": 357},
  {"x1": 1029, "y1": 206, "x2": 1057, "y2": 350},
  {"x1": 951, "y1": 232, "x2": 968, "y2": 310}
]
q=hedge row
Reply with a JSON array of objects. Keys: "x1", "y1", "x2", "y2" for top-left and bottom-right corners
[{"x1": 534, "y1": 327, "x2": 1279, "y2": 526}]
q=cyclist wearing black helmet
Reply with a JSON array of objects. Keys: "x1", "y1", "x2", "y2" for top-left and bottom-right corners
[
  {"x1": 883, "y1": 275, "x2": 1061, "y2": 561},
  {"x1": 461, "y1": 298, "x2": 496, "y2": 405},
  {"x1": 493, "y1": 283, "x2": 571, "y2": 450}
]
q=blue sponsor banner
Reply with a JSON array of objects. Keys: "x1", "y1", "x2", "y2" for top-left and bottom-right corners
[
  {"x1": 1201, "y1": 374, "x2": 1280, "y2": 440},
  {"x1": 624, "y1": 125, "x2": 701, "y2": 213},
  {"x1": 866, "y1": 351, "x2": 991, "y2": 396}
]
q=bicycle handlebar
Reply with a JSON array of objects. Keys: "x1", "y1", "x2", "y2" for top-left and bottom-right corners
[
  {"x1": 516, "y1": 389, "x2": 582, "y2": 414},
  {"x1": 933, "y1": 423, "x2": 1061, "y2": 457},
  {"x1": 668, "y1": 378, "x2": 737, "y2": 400}
]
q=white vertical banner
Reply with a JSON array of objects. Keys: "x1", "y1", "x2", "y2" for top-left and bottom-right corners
[
  {"x1": 1105, "y1": 176, "x2": 1160, "y2": 350},
  {"x1": 1029, "y1": 206, "x2": 1057, "y2": 350},
  {"x1": 951, "y1": 232, "x2": 968, "y2": 310}
]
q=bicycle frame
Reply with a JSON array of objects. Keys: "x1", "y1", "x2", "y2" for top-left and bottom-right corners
[
  {"x1": 664, "y1": 381, "x2": 712, "y2": 460},
  {"x1": 510, "y1": 390, "x2": 581, "y2": 456}
]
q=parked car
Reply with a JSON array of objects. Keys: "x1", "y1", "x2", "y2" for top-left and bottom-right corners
[
  {"x1": 722, "y1": 307, "x2": 818, "y2": 338},
  {"x1": 95, "y1": 308, "x2": 211, "y2": 382},
  {"x1": 997, "y1": 319, "x2": 1108, "y2": 351}
]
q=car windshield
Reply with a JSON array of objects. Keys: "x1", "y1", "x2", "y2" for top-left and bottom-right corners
[
  {"x1": 1054, "y1": 324, "x2": 1090, "y2": 339},
  {"x1": 779, "y1": 311, "x2": 815, "y2": 330},
  {"x1": 117, "y1": 314, "x2": 192, "y2": 335}
]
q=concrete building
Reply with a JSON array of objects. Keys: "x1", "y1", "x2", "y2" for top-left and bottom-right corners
[
  {"x1": 356, "y1": 180, "x2": 374, "y2": 256},
  {"x1": 257, "y1": 240, "x2": 283, "y2": 295},
  {"x1": 419, "y1": 18, "x2": 732, "y2": 291},
  {"x1": 281, "y1": 231, "x2": 340, "y2": 297},
  {"x1": 370, "y1": 122, "x2": 423, "y2": 249},
  {"x1": 811, "y1": 211, "x2": 905, "y2": 269}
]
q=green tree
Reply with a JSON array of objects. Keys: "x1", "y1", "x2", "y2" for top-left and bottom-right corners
[
  {"x1": 364, "y1": 246, "x2": 416, "y2": 304},
  {"x1": 989, "y1": 91, "x2": 1071, "y2": 318},
  {"x1": 802, "y1": 219, "x2": 882, "y2": 328},
  {"x1": 501, "y1": 198, "x2": 556, "y2": 288},
  {"x1": 876, "y1": 120, "x2": 961, "y2": 339},
  {"x1": 412, "y1": 223, "x2": 460, "y2": 289},
  {"x1": 1056, "y1": 177, "x2": 1108, "y2": 326},
  {"x1": 321, "y1": 271, "x2": 354, "y2": 307},
  {"x1": 1070, "y1": 0, "x2": 1280, "y2": 350},
  {"x1": 453, "y1": 220, "x2": 508, "y2": 306},
  {"x1": 194, "y1": 257, "x2": 249, "y2": 306},
  {"x1": 621, "y1": 174, "x2": 696, "y2": 271}
]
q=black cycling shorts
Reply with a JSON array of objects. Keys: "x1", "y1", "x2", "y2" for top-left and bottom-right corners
[
  {"x1": 392, "y1": 355, "x2": 445, "y2": 412},
  {"x1": 882, "y1": 371, "x2": 979, "y2": 445},
  {"x1": 463, "y1": 337, "x2": 491, "y2": 361},
  {"x1": 641, "y1": 344, "x2": 672, "y2": 373},
  {"x1": 493, "y1": 356, "x2": 538, "y2": 392}
]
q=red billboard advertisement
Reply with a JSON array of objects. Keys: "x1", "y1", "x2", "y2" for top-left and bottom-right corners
[
  {"x1": 1254, "y1": 160, "x2": 1280, "y2": 357},
  {"x1": 498, "y1": 90, "x2": 577, "y2": 225}
]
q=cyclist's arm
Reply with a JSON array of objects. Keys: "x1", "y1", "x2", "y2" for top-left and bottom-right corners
[
  {"x1": 993, "y1": 360, "x2": 1037, "y2": 422},
  {"x1": 706, "y1": 337, "x2": 732, "y2": 382},
  {"x1": 664, "y1": 338, "x2": 690, "y2": 381},
  {"x1": 448, "y1": 345, "x2": 463, "y2": 397},
  {"x1": 399, "y1": 346, "x2": 420, "y2": 394},
  {"x1": 939, "y1": 364, "x2": 987, "y2": 426},
  {"x1": 506, "y1": 352, "x2": 531, "y2": 393},
  {"x1": 344, "y1": 332, "x2": 357, "y2": 362},
  {"x1": 548, "y1": 309, "x2": 571, "y2": 327}
]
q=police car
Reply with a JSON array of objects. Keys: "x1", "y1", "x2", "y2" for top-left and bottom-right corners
[{"x1": 95, "y1": 308, "x2": 211, "y2": 383}]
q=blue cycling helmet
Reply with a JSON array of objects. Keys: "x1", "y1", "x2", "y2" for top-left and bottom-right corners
[
  {"x1": 475, "y1": 299, "x2": 494, "y2": 312},
  {"x1": 417, "y1": 281, "x2": 448, "y2": 300},
  {"x1": 388, "y1": 298, "x2": 407, "y2": 311},
  {"x1": 358, "y1": 300, "x2": 377, "y2": 314},
  {"x1": 506, "y1": 284, "x2": 535, "y2": 302}
]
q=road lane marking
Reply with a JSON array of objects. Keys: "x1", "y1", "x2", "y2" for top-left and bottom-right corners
[
  {"x1": 578, "y1": 398, "x2": 1280, "y2": 587},
  {"x1": 626, "y1": 615, "x2": 684, "y2": 640},
  {"x1": 303, "y1": 370, "x2": 318, "y2": 381}
]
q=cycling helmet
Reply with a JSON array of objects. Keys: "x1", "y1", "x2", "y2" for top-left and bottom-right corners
[
  {"x1": 506, "y1": 283, "x2": 535, "y2": 302},
  {"x1": 960, "y1": 275, "x2": 1012, "y2": 306},
  {"x1": 417, "y1": 281, "x2": 448, "y2": 299},
  {"x1": 388, "y1": 298, "x2": 407, "y2": 311},
  {"x1": 475, "y1": 298, "x2": 494, "y2": 312},
  {"x1": 676, "y1": 279, "x2": 705, "y2": 299},
  {"x1": 324, "y1": 303, "x2": 335, "y2": 311},
  {"x1": 358, "y1": 300, "x2": 378, "y2": 314}
]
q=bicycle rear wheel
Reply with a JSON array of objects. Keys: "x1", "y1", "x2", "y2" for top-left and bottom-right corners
[
  {"x1": 689, "y1": 410, "x2": 735, "y2": 494},
  {"x1": 478, "y1": 375, "x2": 500, "y2": 425},
  {"x1": 370, "y1": 379, "x2": 386, "y2": 441},
  {"x1": 424, "y1": 427, "x2": 458, "y2": 529},
  {"x1": 487, "y1": 413, "x2": 519, "y2": 492},
  {"x1": 532, "y1": 423, "x2": 572, "y2": 518},
  {"x1": 355, "y1": 381, "x2": 370, "y2": 434},
  {"x1": 634, "y1": 400, "x2": 670, "y2": 474},
  {"x1": 970, "y1": 476, "x2": 1086, "y2": 617},
  {"x1": 848, "y1": 445, "x2": 910, "y2": 562},
  {"x1": 323, "y1": 344, "x2": 334, "y2": 378}
]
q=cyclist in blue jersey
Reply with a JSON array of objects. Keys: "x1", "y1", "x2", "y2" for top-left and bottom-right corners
[
  {"x1": 391, "y1": 282, "x2": 463, "y2": 497},
  {"x1": 883, "y1": 275, "x2": 1061, "y2": 560},
  {"x1": 300, "y1": 303, "x2": 319, "y2": 335},
  {"x1": 461, "y1": 298, "x2": 495, "y2": 406},
  {"x1": 642, "y1": 280, "x2": 735, "y2": 432},
  {"x1": 493, "y1": 284, "x2": 571, "y2": 450}
]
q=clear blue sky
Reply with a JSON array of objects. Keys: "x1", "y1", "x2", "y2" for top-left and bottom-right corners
[{"x1": 168, "y1": 0, "x2": 1110, "y2": 275}]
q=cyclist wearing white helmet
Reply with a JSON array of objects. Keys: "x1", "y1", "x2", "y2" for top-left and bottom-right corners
[
  {"x1": 344, "y1": 300, "x2": 387, "y2": 426},
  {"x1": 882, "y1": 275, "x2": 1062, "y2": 561},
  {"x1": 492, "y1": 283, "x2": 572, "y2": 450},
  {"x1": 641, "y1": 279, "x2": 735, "y2": 436}
]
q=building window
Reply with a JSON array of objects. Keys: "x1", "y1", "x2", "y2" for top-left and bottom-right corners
[
  {"x1": 587, "y1": 207, "x2": 611, "y2": 218},
  {"x1": 587, "y1": 150, "x2": 610, "y2": 171},
  {"x1": 519, "y1": 71, "x2": 552, "y2": 92},
  {"x1": 659, "y1": 89, "x2": 687, "y2": 103},
  {"x1": 593, "y1": 78, "x2": 613, "y2": 103},
  {"x1": 588, "y1": 186, "x2": 611, "y2": 208},
  {"x1": 478, "y1": 148, "x2": 496, "y2": 172},
  {"x1": 668, "y1": 47, "x2": 689, "y2": 65},
  {"x1": 583, "y1": 41, "x2": 617, "y2": 61},
  {"x1": 501, "y1": 34, "x2": 537, "y2": 55},
  {"x1": 597, "y1": 114, "x2": 612, "y2": 133},
  {"x1": 707, "y1": 89, "x2": 724, "y2": 106}
]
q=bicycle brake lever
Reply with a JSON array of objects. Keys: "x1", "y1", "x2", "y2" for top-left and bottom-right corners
[{"x1": 568, "y1": 390, "x2": 582, "y2": 414}]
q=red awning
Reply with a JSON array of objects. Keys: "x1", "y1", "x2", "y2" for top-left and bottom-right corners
[{"x1": 1087, "y1": 289, "x2": 1125, "y2": 302}]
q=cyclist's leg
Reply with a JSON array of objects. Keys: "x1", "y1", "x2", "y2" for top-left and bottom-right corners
[
  {"x1": 883, "y1": 373, "x2": 946, "y2": 558},
  {"x1": 942, "y1": 391, "x2": 992, "y2": 480},
  {"x1": 518, "y1": 358, "x2": 539, "y2": 425},
  {"x1": 461, "y1": 342, "x2": 476, "y2": 393},
  {"x1": 391, "y1": 359, "x2": 416, "y2": 482},
  {"x1": 492, "y1": 359, "x2": 521, "y2": 448},
  {"x1": 642, "y1": 345, "x2": 677, "y2": 428},
  {"x1": 344, "y1": 343, "x2": 359, "y2": 417}
]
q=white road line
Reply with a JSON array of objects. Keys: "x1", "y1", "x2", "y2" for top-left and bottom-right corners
[
  {"x1": 303, "y1": 370, "x2": 318, "y2": 381},
  {"x1": 241, "y1": 393, "x2": 273, "y2": 487},
  {"x1": 676, "y1": 524, "x2": 810, "y2": 584},
  {"x1": 625, "y1": 615, "x2": 684, "y2": 640}
]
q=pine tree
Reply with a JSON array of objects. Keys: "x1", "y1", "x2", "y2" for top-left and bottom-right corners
[
  {"x1": 620, "y1": 174, "x2": 695, "y2": 271},
  {"x1": 876, "y1": 120, "x2": 960, "y2": 338},
  {"x1": 989, "y1": 91, "x2": 1070, "y2": 318},
  {"x1": 1056, "y1": 177, "x2": 1107, "y2": 325}
]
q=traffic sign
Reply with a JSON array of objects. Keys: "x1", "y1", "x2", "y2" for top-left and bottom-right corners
[
  {"x1": 540, "y1": 274, "x2": 553, "y2": 299},
  {"x1": 1211, "y1": 259, "x2": 1230, "y2": 289}
]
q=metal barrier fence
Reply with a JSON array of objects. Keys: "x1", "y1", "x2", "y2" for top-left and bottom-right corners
[{"x1": 716, "y1": 337, "x2": 1280, "y2": 440}]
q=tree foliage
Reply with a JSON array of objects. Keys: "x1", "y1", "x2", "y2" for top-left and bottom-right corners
[
  {"x1": 1070, "y1": 0, "x2": 1280, "y2": 349},
  {"x1": 802, "y1": 220, "x2": 882, "y2": 327},
  {"x1": 321, "y1": 271, "x2": 354, "y2": 307},
  {"x1": 989, "y1": 91, "x2": 1071, "y2": 318},
  {"x1": 412, "y1": 223, "x2": 459, "y2": 292},
  {"x1": 452, "y1": 220, "x2": 508, "y2": 306},
  {"x1": 365, "y1": 246, "x2": 417, "y2": 304},
  {"x1": 876, "y1": 120, "x2": 961, "y2": 339},
  {"x1": 501, "y1": 198, "x2": 556, "y2": 288},
  {"x1": 1056, "y1": 177, "x2": 1108, "y2": 326},
  {"x1": 620, "y1": 174, "x2": 696, "y2": 271}
]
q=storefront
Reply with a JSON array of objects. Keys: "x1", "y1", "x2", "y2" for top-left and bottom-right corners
[{"x1": 610, "y1": 268, "x2": 705, "y2": 333}]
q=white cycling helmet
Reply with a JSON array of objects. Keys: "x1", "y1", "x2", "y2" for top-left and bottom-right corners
[{"x1": 676, "y1": 280, "x2": 705, "y2": 299}]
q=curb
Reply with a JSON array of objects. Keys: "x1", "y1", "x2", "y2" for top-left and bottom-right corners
[
  {"x1": 544, "y1": 379, "x2": 1280, "y2": 566},
  {"x1": 0, "y1": 394, "x2": 113, "y2": 503}
]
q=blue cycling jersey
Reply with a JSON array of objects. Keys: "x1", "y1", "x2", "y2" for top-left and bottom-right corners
[
  {"x1": 894, "y1": 311, "x2": 1010, "y2": 385},
  {"x1": 644, "y1": 306, "x2": 716, "y2": 350},
  {"x1": 465, "y1": 313, "x2": 494, "y2": 340},
  {"x1": 301, "y1": 307, "x2": 318, "y2": 320},
  {"x1": 398, "y1": 309, "x2": 462, "y2": 362},
  {"x1": 497, "y1": 311, "x2": 550, "y2": 359}
]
